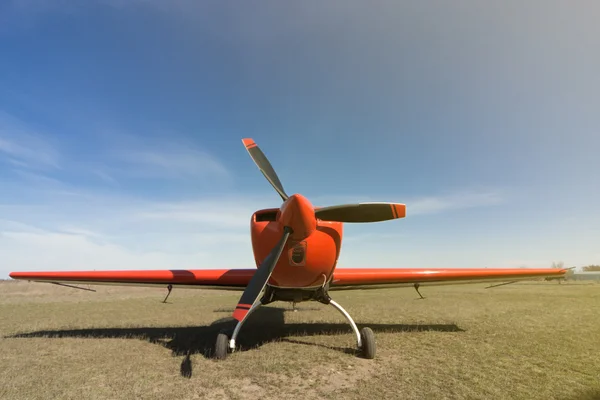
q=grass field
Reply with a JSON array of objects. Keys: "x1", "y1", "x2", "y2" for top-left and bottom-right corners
[{"x1": 1, "y1": 280, "x2": 599, "y2": 400}]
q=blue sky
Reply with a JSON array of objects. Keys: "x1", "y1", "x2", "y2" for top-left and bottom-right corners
[{"x1": 1, "y1": 1, "x2": 599, "y2": 278}]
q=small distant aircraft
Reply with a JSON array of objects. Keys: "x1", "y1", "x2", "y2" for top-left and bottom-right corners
[{"x1": 10, "y1": 139, "x2": 566, "y2": 360}]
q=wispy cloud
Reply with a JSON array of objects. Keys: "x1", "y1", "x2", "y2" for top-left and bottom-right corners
[
  {"x1": 487, "y1": 259, "x2": 555, "y2": 269},
  {"x1": 1, "y1": 228, "x2": 212, "y2": 271},
  {"x1": 120, "y1": 147, "x2": 230, "y2": 180},
  {"x1": 84, "y1": 130, "x2": 232, "y2": 182},
  {"x1": 0, "y1": 112, "x2": 60, "y2": 169},
  {"x1": 0, "y1": 114, "x2": 230, "y2": 186},
  {"x1": 91, "y1": 169, "x2": 118, "y2": 185},
  {"x1": 1, "y1": 217, "x2": 256, "y2": 273},
  {"x1": 0, "y1": 188, "x2": 274, "y2": 276},
  {"x1": 134, "y1": 199, "x2": 266, "y2": 229},
  {"x1": 312, "y1": 189, "x2": 504, "y2": 217},
  {"x1": 12, "y1": 170, "x2": 64, "y2": 187},
  {"x1": 408, "y1": 189, "x2": 504, "y2": 216}
]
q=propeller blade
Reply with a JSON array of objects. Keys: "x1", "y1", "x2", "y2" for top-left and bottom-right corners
[
  {"x1": 315, "y1": 202, "x2": 406, "y2": 223},
  {"x1": 242, "y1": 138, "x2": 288, "y2": 201},
  {"x1": 232, "y1": 227, "x2": 292, "y2": 321}
]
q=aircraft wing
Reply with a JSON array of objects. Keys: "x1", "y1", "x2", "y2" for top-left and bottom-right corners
[
  {"x1": 330, "y1": 268, "x2": 567, "y2": 290},
  {"x1": 9, "y1": 267, "x2": 567, "y2": 291},
  {"x1": 8, "y1": 269, "x2": 255, "y2": 290}
]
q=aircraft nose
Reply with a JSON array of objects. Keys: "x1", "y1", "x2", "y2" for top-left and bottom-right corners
[{"x1": 280, "y1": 194, "x2": 317, "y2": 240}]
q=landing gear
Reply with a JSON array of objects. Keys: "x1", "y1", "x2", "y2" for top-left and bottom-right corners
[
  {"x1": 360, "y1": 327, "x2": 376, "y2": 359},
  {"x1": 329, "y1": 299, "x2": 376, "y2": 359},
  {"x1": 213, "y1": 301, "x2": 261, "y2": 360},
  {"x1": 214, "y1": 332, "x2": 229, "y2": 360},
  {"x1": 413, "y1": 283, "x2": 425, "y2": 299},
  {"x1": 213, "y1": 287, "x2": 377, "y2": 360},
  {"x1": 162, "y1": 284, "x2": 173, "y2": 303}
]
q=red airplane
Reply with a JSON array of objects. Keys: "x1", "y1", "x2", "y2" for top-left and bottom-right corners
[{"x1": 9, "y1": 138, "x2": 566, "y2": 360}]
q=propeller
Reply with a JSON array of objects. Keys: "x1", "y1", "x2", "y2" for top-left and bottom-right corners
[
  {"x1": 234, "y1": 139, "x2": 406, "y2": 321},
  {"x1": 232, "y1": 226, "x2": 292, "y2": 322},
  {"x1": 242, "y1": 138, "x2": 288, "y2": 201},
  {"x1": 240, "y1": 139, "x2": 406, "y2": 224},
  {"x1": 315, "y1": 202, "x2": 406, "y2": 223}
]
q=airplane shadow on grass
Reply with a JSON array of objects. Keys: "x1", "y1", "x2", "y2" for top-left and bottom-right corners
[{"x1": 8, "y1": 306, "x2": 464, "y2": 378}]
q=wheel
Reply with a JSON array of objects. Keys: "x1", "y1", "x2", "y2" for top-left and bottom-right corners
[
  {"x1": 214, "y1": 333, "x2": 229, "y2": 360},
  {"x1": 359, "y1": 327, "x2": 376, "y2": 359}
]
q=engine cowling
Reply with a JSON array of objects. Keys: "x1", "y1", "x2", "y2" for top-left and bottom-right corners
[{"x1": 250, "y1": 208, "x2": 343, "y2": 288}]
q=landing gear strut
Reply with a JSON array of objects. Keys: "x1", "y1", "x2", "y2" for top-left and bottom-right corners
[
  {"x1": 413, "y1": 283, "x2": 425, "y2": 299},
  {"x1": 328, "y1": 299, "x2": 376, "y2": 359},
  {"x1": 213, "y1": 288, "x2": 376, "y2": 360},
  {"x1": 162, "y1": 284, "x2": 173, "y2": 303}
]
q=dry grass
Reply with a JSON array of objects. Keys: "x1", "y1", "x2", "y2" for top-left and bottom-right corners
[{"x1": 1, "y1": 280, "x2": 599, "y2": 400}]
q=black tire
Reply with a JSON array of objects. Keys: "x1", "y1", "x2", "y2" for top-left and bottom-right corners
[
  {"x1": 360, "y1": 327, "x2": 376, "y2": 359},
  {"x1": 214, "y1": 333, "x2": 229, "y2": 360}
]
